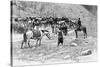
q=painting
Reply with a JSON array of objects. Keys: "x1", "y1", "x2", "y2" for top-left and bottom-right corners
[{"x1": 10, "y1": 0, "x2": 97, "y2": 66}]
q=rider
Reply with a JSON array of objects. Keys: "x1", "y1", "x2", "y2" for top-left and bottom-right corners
[{"x1": 77, "y1": 18, "x2": 82, "y2": 29}]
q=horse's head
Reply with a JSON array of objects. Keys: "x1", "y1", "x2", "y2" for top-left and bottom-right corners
[{"x1": 41, "y1": 30, "x2": 51, "y2": 39}]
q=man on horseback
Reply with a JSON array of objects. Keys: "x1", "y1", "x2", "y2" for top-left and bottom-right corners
[
  {"x1": 74, "y1": 18, "x2": 87, "y2": 38},
  {"x1": 77, "y1": 18, "x2": 82, "y2": 30},
  {"x1": 78, "y1": 18, "x2": 82, "y2": 28}
]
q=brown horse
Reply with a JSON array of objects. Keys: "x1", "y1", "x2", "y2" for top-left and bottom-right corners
[
  {"x1": 69, "y1": 21, "x2": 87, "y2": 39},
  {"x1": 75, "y1": 25, "x2": 87, "y2": 39}
]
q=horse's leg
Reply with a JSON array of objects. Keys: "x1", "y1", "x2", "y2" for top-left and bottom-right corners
[
  {"x1": 21, "y1": 34, "x2": 26, "y2": 49},
  {"x1": 83, "y1": 28, "x2": 87, "y2": 39},
  {"x1": 57, "y1": 40, "x2": 59, "y2": 46},
  {"x1": 86, "y1": 32, "x2": 87, "y2": 38},
  {"x1": 84, "y1": 32, "x2": 85, "y2": 39},
  {"x1": 66, "y1": 30, "x2": 68, "y2": 35},
  {"x1": 21, "y1": 40, "x2": 24, "y2": 49},
  {"x1": 28, "y1": 39, "x2": 31, "y2": 48},
  {"x1": 85, "y1": 28, "x2": 87, "y2": 38},
  {"x1": 61, "y1": 41, "x2": 63, "y2": 46},
  {"x1": 82, "y1": 29, "x2": 85, "y2": 39},
  {"x1": 75, "y1": 30, "x2": 78, "y2": 38},
  {"x1": 39, "y1": 39, "x2": 41, "y2": 46},
  {"x1": 65, "y1": 30, "x2": 67, "y2": 36},
  {"x1": 35, "y1": 39, "x2": 38, "y2": 47},
  {"x1": 57, "y1": 40, "x2": 60, "y2": 47},
  {"x1": 63, "y1": 31, "x2": 65, "y2": 36}
]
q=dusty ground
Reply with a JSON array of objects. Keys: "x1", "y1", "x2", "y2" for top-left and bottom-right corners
[{"x1": 12, "y1": 32, "x2": 97, "y2": 66}]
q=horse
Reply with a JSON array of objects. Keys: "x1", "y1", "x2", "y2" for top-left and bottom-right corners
[
  {"x1": 69, "y1": 21, "x2": 87, "y2": 39},
  {"x1": 75, "y1": 25, "x2": 87, "y2": 39},
  {"x1": 21, "y1": 29, "x2": 51, "y2": 49}
]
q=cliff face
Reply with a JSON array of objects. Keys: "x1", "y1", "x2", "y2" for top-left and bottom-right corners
[
  {"x1": 82, "y1": 5, "x2": 97, "y2": 16},
  {"x1": 11, "y1": 0, "x2": 97, "y2": 37}
]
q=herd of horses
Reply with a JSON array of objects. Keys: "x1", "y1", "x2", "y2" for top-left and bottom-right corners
[{"x1": 15, "y1": 16, "x2": 87, "y2": 49}]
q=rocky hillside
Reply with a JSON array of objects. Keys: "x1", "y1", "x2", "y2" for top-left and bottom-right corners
[{"x1": 11, "y1": 0, "x2": 97, "y2": 37}]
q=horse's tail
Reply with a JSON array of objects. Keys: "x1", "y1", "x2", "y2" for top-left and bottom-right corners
[{"x1": 83, "y1": 27, "x2": 87, "y2": 33}]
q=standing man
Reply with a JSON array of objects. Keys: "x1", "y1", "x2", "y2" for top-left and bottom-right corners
[{"x1": 57, "y1": 28, "x2": 63, "y2": 46}]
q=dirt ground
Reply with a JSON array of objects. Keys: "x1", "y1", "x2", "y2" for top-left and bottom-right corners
[{"x1": 12, "y1": 32, "x2": 97, "y2": 66}]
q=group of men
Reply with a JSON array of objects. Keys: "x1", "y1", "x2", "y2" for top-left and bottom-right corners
[
  {"x1": 57, "y1": 18, "x2": 81, "y2": 46},
  {"x1": 15, "y1": 16, "x2": 82, "y2": 46}
]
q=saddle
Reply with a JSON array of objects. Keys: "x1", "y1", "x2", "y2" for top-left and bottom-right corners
[{"x1": 32, "y1": 30, "x2": 41, "y2": 37}]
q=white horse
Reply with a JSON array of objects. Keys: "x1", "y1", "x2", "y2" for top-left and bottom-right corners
[{"x1": 21, "y1": 28, "x2": 51, "y2": 49}]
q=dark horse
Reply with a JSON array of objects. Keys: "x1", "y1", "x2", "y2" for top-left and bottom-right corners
[{"x1": 70, "y1": 22, "x2": 87, "y2": 39}]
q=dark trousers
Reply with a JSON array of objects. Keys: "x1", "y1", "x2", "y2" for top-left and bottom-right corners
[{"x1": 58, "y1": 37, "x2": 63, "y2": 46}]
